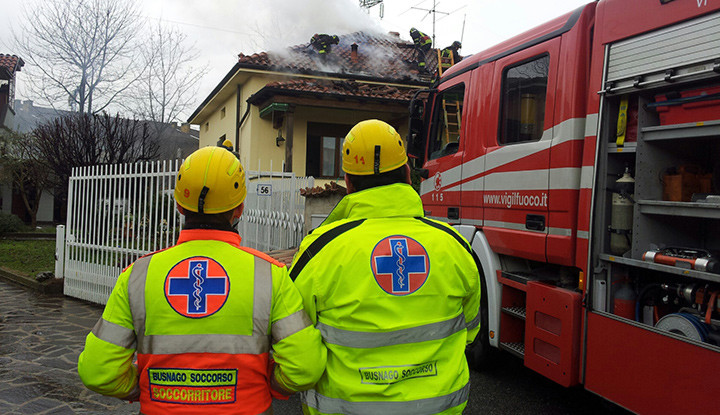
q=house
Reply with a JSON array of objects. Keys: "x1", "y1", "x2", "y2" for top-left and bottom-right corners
[
  {"x1": 0, "y1": 54, "x2": 24, "y2": 133},
  {"x1": 187, "y1": 31, "x2": 436, "y2": 182}
]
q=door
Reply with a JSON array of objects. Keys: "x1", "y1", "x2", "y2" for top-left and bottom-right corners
[
  {"x1": 482, "y1": 40, "x2": 559, "y2": 262},
  {"x1": 419, "y1": 74, "x2": 469, "y2": 223}
]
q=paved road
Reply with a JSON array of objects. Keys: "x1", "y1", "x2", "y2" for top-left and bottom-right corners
[{"x1": 0, "y1": 279, "x2": 627, "y2": 414}]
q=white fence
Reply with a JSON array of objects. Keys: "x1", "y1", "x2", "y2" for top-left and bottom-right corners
[
  {"x1": 62, "y1": 161, "x2": 183, "y2": 304},
  {"x1": 60, "y1": 160, "x2": 311, "y2": 305}
]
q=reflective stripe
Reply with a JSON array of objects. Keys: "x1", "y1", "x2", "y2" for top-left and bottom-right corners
[
  {"x1": 272, "y1": 310, "x2": 312, "y2": 343},
  {"x1": 302, "y1": 383, "x2": 469, "y2": 415},
  {"x1": 253, "y1": 256, "x2": 272, "y2": 336},
  {"x1": 466, "y1": 312, "x2": 481, "y2": 331},
  {"x1": 140, "y1": 333, "x2": 269, "y2": 355},
  {"x1": 127, "y1": 255, "x2": 152, "y2": 351},
  {"x1": 92, "y1": 318, "x2": 136, "y2": 349},
  {"x1": 317, "y1": 313, "x2": 468, "y2": 349}
]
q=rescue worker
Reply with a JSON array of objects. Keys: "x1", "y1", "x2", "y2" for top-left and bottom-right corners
[
  {"x1": 440, "y1": 41, "x2": 462, "y2": 72},
  {"x1": 290, "y1": 120, "x2": 481, "y2": 414},
  {"x1": 409, "y1": 27, "x2": 432, "y2": 73},
  {"x1": 78, "y1": 142, "x2": 327, "y2": 414},
  {"x1": 310, "y1": 34, "x2": 340, "y2": 56}
]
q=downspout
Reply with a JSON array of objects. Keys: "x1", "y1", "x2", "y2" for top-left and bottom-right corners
[
  {"x1": 234, "y1": 85, "x2": 242, "y2": 151},
  {"x1": 237, "y1": 96, "x2": 252, "y2": 152}
]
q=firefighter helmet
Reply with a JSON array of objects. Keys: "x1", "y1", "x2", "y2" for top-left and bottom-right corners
[
  {"x1": 174, "y1": 146, "x2": 247, "y2": 214},
  {"x1": 452, "y1": 41, "x2": 462, "y2": 49},
  {"x1": 342, "y1": 119, "x2": 407, "y2": 175}
]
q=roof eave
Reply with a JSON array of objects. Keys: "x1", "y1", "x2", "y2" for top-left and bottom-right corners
[{"x1": 247, "y1": 86, "x2": 413, "y2": 107}]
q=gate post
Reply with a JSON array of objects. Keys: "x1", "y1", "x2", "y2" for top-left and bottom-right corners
[{"x1": 55, "y1": 225, "x2": 65, "y2": 279}]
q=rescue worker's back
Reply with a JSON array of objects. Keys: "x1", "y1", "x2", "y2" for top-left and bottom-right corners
[{"x1": 291, "y1": 120, "x2": 481, "y2": 415}]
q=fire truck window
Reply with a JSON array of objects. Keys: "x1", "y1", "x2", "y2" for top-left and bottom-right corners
[
  {"x1": 499, "y1": 55, "x2": 549, "y2": 145},
  {"x1": 428, "y1": 85, "x2": 465, "y2": 160}
]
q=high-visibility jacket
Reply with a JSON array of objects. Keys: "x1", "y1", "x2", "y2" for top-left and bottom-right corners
[
  {"x1": 440, "y1": 48, "x2": 460, "y2": 71},
  {"x1": 410, "y1": 29, "x2": 432, "y2": 48},
  {"x1": 290, "y1": 183, "x2": 481, "y2": 415},
  {"x1": 78, "y1": 228, "x2": 326, "y2": 415}
]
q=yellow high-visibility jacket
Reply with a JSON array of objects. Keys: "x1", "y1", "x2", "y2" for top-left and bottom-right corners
[
  {"x1": 290, "y1": 183, "x2": 481, "y2": 415},
  {"x1": 78, "y1": 228, "x2": 326, "y2": 415}
]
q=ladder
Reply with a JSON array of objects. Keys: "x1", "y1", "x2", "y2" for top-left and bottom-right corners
[{"x1": 437, "y1": 49, "x2": 461, "y2": 144}]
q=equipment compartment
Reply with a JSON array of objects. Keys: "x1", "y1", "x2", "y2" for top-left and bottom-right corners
[{"x1": 594, "y1": 81, "x2": 720, "y2": 351}]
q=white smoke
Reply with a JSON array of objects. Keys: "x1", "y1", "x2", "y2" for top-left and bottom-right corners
[{"x1": 248, "y1": 0, "x2": 385, "y2": 52}]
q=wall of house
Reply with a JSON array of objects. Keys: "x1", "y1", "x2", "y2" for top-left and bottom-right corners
[
  {"x1": 36, "y1": 191, "x2": 53, "y2": 223},
  {"x1": 239, "y1": 76, "x2": 287, "y2": 173},
  {"x1": 199, "y1": 93, "x2": 238, "y2": 149}
]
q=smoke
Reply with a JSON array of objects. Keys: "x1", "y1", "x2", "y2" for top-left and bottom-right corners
[{"x1": 244, "y1": 0, "x2": 385, "y2": 52}]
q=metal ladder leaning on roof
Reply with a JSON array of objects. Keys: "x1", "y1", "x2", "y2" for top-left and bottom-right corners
[{"x1": 437, "y1": 49, "x2": 461, "y2": 146}]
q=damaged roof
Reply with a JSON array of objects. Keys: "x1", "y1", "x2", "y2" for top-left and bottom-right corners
[
  {"x1": 237, "y1": 31, "x2": 437, "y2": 84},
  {"x1": 188, "y1": 31, "x2": 435, "y2": 123}
]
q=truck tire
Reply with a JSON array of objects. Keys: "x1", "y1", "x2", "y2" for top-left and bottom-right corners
[{"x1": 466, "y1": 272, "x2": 491, "y2": 371}]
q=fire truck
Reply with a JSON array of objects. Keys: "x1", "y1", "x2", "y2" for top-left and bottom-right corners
[{"x1": 407, "y1": 0, "x2": 720, "y2": 413}]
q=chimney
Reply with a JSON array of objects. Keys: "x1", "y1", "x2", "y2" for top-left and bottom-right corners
[
  {"x1": 351, "y1": 43, "x2": 358, "y2": 63},
  {"x1": 180, "y1": 123, "x2": 190, "y2": 134}
]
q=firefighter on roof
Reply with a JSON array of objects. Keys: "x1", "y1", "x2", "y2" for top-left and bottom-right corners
[
  {"x1": 78, "y1": 141, "x2": 327, "y2": 414},
  {"x1": 290, "y1": 119, "x2": 481, "y2": 414},
  {"x1": 410, "y1": 27, "x2": 433, "y2": 72},
  {"x1": 441, "y1": 41, "x2": 462, "y2": 71},
  {"x1": 310, "y1": 34, "x2": 340, "y2": 55}
]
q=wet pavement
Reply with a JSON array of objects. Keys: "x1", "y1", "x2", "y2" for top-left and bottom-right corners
[
  {"x1": 0, "y1": 278, "x2": 625, "y2": 415},
  {"x1": 0, "y1": 280, "x2": 139, "y2": 414}
]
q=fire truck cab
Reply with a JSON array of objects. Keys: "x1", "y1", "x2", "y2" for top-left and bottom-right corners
[{"x1": 408, "y1": 0, "x2": 720, "y2": 413}]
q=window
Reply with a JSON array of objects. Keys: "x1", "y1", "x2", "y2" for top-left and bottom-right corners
[
  {"x1": 217, "y1": 134, "x2": 226, "y2": 146},
  {"x1": 220, "y1": 107, "x2": 226, "y2": 119},
  {"x1": 428, "y1": 85, "x2": 465, "y2": 160},
  {"x1": 499, "y1": 55, "x2": 550, "y2": 145},
  {"x1": 306, "y1": 123, "x2": 353, "y2": 178},
  {"x1": 205, "y1": 122, "x2": 209, "y2": 132}
]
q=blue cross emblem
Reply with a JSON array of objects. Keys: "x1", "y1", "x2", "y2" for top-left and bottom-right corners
[
  {"x1": 168, "y1": 260, "x2": 227, "y2": 315},
  {"x1": 374, "y1": 238, "x2": 427, "y2": 293}
]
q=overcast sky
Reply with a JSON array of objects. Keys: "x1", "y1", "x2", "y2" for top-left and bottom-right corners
[{"x1": 0, "y1": 0, "x2": 590, "y2": 121}]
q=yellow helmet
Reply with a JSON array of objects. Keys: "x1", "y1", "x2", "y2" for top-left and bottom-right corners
[
  {"x1": 342, "y1": 119, "x2": 407, "y2": 175},
  {"x1": 174, "y1": 146, "x2": 246, "y2": 214}
]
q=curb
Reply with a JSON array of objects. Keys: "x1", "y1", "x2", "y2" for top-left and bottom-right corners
[{"x1": 0, "y1": 268, "x2": 64, "y2": 295}]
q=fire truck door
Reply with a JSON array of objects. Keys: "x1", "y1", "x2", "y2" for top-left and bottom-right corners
[
  {"x1": 481, "y1": 40, "x2": 559, "y2": 262},
  {"x1": 419, "y1": 75, "x2": 469, "y2": 223}
]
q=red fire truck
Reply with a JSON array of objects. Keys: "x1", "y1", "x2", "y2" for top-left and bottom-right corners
[{"x1": 407, "y1": 0, "x2": 720, "y2": 413}]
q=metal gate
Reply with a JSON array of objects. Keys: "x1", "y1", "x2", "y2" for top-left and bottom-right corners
[
  {"x1": 240, "y1": 171, "x2": 313, "y2": 252},
  {"x1": 60, "y1": 161, "x2": 311, "y2": 304},
  {"x1": 62, "y1": 161, "x2": 183, "y2": 304}
]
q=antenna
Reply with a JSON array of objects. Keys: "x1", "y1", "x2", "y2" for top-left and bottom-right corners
[
  {"x1": 360, "y1": 0, "x2": 385, "y2": 18},
  {"x1": 411, "y1": 1, "x2": 448, "y2": 45},
  {"x1": 410, "y1": 1, "x2": 464, "y2": 45}
]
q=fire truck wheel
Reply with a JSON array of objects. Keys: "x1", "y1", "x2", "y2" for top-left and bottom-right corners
[{"x1": 466, "y1": 272, "x2": 491, "y2": 371}]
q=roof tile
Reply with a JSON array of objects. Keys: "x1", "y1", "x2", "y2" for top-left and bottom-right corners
[{"x1": 0, "y1": 54, "x2": 24, "y2": 74}]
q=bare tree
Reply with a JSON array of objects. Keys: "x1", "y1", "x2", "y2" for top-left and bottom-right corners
[
  {"x1": 33, "y1": 112, "x2": 159, "y2": 216},
  {"x1": 13, "y1": 0, "x2": 143, "y2": 114},
  {"x1": 131, "y1": 22, "x2": 208, "y2": 124},
  {"x1": 0, "y1": 131, "x2": 53, "y2": 228}
]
